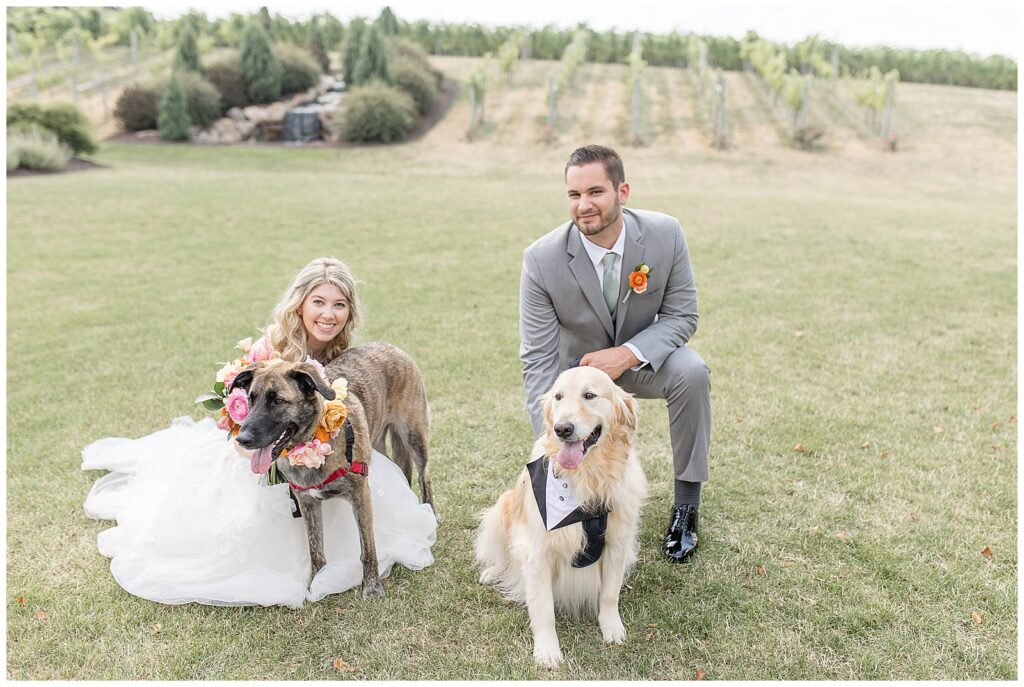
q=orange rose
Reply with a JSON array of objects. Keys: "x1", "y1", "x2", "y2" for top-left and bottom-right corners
[
  {"x1": 628, "y1": 271, "x2": 648, "y2": 294},
  {"x1": 315, "y1": 426, "x2": 330, "y2": 443}
]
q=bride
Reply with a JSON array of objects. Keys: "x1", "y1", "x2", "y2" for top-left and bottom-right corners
[{"x1": 82, "y1": 257, "x2": 437, "y2": 608}]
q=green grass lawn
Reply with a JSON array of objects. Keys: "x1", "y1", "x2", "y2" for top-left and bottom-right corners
[{"x1": 6, "y1": 138, "x2": 1016, "y2": 679}]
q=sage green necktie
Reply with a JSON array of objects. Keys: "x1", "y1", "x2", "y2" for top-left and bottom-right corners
[{"x1": 601, "y1": 252, "x2": 618, "y2": 314}]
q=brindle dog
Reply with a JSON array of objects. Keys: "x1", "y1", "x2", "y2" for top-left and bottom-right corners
[{"x1": 231, "y1": 342, "x2": 434, "y2": 599}]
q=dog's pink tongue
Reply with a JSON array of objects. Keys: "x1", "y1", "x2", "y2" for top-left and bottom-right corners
[
  {"x1": 251, "y1": 445, "x2": 275, "y2": 474},
  {"x1": 556, "y1": 441, "x2": 585, "y2": 470}
]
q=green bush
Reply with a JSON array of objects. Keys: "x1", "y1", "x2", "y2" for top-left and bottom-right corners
[
  {"x1": 6, "y1": 102, "x2": 97, "y2": 156},
  {"x1": 174, "y1": 24, "x2": 203, "y2": 72},
  {"x1": 241, "y1": 22, "x2": 282, "y2": 103},
  {"x1": 351, "y1": 25, "x2": 391, "y2": 87},
  {"x1": 273, "y1": 43, "x2": 322, "y2": 95},
  {"x1": 388, "y1": 36, "x2": 433, "y2": 73},
  {"x1": 204, "y1": 53, "x2": 250, "y2": 110},
  {"x1": 342, "y1": 18, "x2": 367, "y2": 84},
  {"x1": 340, "y1": 82, "x2": 415, "y2": 143},
  {"x1": 158, "y1": 73, "x2": 191, "y2": 141},
  {"x1": 7, "y1": 124, "x2": 72, "y2": 170},
  {"x1": 391, "y1": 59, "x2": 437, "y2": 115},
  {"x1": 114, "y1": 83, "x2": 159, "y2": 131},
  {"x1": 153, "y1": 72, "x2": 222, "y2": 128}
]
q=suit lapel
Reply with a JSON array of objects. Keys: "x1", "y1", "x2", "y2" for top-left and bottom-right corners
[
  {"x1": 567, "y1": 228, "x2": 615, "y2": 338},
  {"x1": 615, "y1": 211, "x2": 644, "y2": 340}
]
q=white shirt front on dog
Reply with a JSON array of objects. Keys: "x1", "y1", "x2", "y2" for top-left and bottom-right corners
[{"x1": 545, "y1": 458, "x2": 582, "y2": 530}]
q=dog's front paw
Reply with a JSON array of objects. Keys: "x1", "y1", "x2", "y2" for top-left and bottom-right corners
[
  {"x1": 479, "y1": 567, "x2": 499, "y2": 586},
  {"x1": 600, "y1": 616, "x2": 627, "y2": 644},
  {"x1": 361, "y1": 580, "x2": 385, "y2": 599},
  {"x1": 533, "y1": 642, "x2": 563, "y2": 668}
]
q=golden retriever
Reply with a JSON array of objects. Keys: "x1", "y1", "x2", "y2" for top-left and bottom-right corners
[{"x1": 475, "y1": 366, "x2": 647, "y2": 667}]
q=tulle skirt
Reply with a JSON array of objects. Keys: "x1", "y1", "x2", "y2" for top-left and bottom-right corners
[{"x1": 82, "y1": 416, "x2": 437, "y2": 608}]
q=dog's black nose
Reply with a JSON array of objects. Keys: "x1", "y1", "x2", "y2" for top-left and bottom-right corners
[
  {"x1": 235, "y1": 428, "x2": 257, "y2": 449},
  {"x1": 554, "y1": 422, "x2": 575, "y2": 439}
]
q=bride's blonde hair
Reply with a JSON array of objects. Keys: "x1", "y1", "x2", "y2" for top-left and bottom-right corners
[{"x1": 268, "y1": 257, "x2": 361, "y2": 363}]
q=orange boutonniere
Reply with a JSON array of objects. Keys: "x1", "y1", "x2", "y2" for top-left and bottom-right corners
[{"x1": 622, "y1": 263, "x2": 651, "y2": 303}]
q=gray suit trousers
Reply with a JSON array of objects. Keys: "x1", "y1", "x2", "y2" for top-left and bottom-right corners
[{"x1": 616, "y1": 345, "x2": 711, "y2": 482}]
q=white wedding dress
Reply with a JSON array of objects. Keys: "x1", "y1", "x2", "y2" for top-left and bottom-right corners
[{"x1": 82, "y1": 416, "x2": 437, "y2": 608}]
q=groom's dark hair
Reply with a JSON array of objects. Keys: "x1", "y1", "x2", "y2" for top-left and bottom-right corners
[{"x1": 565, "y1": 145, "x2": 625, "y2": 189}]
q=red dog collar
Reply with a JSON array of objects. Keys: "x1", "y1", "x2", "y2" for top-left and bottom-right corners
[{"x1": 288, "y1": 461, "x2": 368, "y2": 491}]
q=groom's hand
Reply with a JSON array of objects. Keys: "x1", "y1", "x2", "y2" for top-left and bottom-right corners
[{"x1": 579, "y1": 346, "x2": 640, "y2": 381}]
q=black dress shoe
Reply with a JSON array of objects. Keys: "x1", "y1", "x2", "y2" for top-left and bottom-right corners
[{"x1": 663, "y1": 505, "x2": 699, "y2": 562}]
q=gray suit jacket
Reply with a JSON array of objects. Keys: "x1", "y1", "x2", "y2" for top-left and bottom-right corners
[{"x1": 519, "y1": 207, "x2": 699, "y2": 436}]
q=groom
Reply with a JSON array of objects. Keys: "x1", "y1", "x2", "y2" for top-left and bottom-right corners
[{"x1": 519, "y1": 144, "x2": 711, "y2": 562}]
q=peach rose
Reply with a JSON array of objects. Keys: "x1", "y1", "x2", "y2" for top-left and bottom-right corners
[
  {"x1": 320, "y1": 400, "x2": 348, "y2": 433},
  {"x1": 628, "y1": 271, "x2": 648, "y2": 294}
]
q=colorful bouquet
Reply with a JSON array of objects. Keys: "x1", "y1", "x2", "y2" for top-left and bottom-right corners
[{"x1": 194, "y1": 333, "x2": 280, "y2": 438}]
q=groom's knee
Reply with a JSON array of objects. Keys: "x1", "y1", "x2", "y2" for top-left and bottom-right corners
[{"x1": 662, "y1": 347, "x2": 710, "y2": 401}]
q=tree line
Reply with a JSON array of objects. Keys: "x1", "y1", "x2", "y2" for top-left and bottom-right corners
[{"x1": 7, "y1": 6, "x2": 1016, "y2": 91}]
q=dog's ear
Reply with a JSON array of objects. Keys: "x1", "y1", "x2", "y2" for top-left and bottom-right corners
[
  {"x1": 540, "y1": 389, "x2": 554, "y2": 433},
  {"x1": 290, "y1": 364, "x2": 336, "y2": 401},
  {"x1": 228, "y1": 365, "x2": 257, "y2": 394},
  {"x1": 614, "y1": 389, "x2": 638, "y2": 433}
]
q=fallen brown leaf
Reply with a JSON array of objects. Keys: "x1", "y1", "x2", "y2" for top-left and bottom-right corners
[
  {"x1": 647, "y1": 623, "x2": 658, "y2": 628},
  {"x1": 982, "y1": 546, "x2": 992, "y2": 558},
  {"x1": 151, "y1": 623, "x2": 163, "y2": 634},
  {"x1": 1009, "y1": 415, "x2": 1016, "y2": 424},
  {"x1": 793, "y1": 443, "x2": 808, "y2": 453},
  {"x1": 17, "y1": 596, "x2": 24, "y2": 606},
  {"x1": 333, "y1": 606, "x2": 343, "y2": 615},
  {"x1": 933, "y1": 426, "x2": 943, "y2": 433},
  {"x1": 332, "y1": 658, "x2": 356, "y2": 673},
  {"x1": 779, "y1": 561, "x2": 793, "y2": 568},
  {"x1": 972, "y1": 406, "x2": 982, "y2": 412},
  {"x1": 756, "y1": 565, "x2": 766, "y2": 575},
  {"x1": 991, "y1": 444, "x2": 1001, "y2": 451},
  {"x1": 909, "y1": 512, "x2": 919, "y2": 522},
  {"x1": 645, "y1": 631, "x2": 654, "y2": 641},
  {"x1": 835, "y1": 531, "x2": 848, "y2": 541},
  {"x1": 735, "y1": 416, "x2": 745, "y2": 423},
  {"x1": 879, "y1": 450, "x2": 889, "y2": 458},
  {"x1": 991, "y1": 422, "x2": 1000, "y2": 430},
  {"x1": 808, "y1": 526, "x2": 820, "y2": 533},
  {"x1": 696, "y1": 669, "x2": 706, "y2": 680},
  {"x1": 971, "y1": 611, "x2": 983, "y2": 625},
  {"x1": 794, "y1": 330, "x2": 805, "y2": 338},
  {"x1": 860, "y1": 441, "x2": 870, "y2": 449},
  {"x1": 33, "y1": 611, "x2": 46, "y2": 621}
]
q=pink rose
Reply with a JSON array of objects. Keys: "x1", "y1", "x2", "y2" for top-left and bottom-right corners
[
  {"x1": 286, "y1": 440, "x2": 333, "y2": 469},
  {"x1": 225, "y1": 388, "x2": 250, "y2": 423},
  {"x1": 217, "y1": 359, "x2": 245, "y2": 389},
  {"x1": 216, "y1": 414, "x2": 232, "y2": 431},
  {"x1": 248, "y1": 336, "x2": 276, "y2": 363}
]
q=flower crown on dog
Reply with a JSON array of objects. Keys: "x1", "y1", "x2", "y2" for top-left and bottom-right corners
[{"x1": 195, "y1": 333, "x2": 349, "y2": 473}]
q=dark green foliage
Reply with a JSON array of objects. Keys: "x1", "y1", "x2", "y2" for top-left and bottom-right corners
[
  {"x1": 273, "y1": 43, "x2": 322, "y2": 94},
  {"x1": 241, "y1": 21, "x2": 282, "y2": 103},
  {"x1": 204, "y1": 54, "x2": 250, "y2": 110},
  {"x1": 158, "y1": 74, "x2": 191, "y2": 141},
  {"x1": 114, "y1": 83, "x2": 159, "y2": 130},
  {"x1": 375, "y1": 7, "x2": 400, "y2": 36},
  {"x1": 6, "y1": 101, "x2": 97, "y2": 156},
  {"x1": 154, "y1": 72, "x2": 222, "y2": 128},
  {"x1": 308, "y1": 17, "x2": 330, "y2": 72},
  {"x1": 388, "y1": 36, "x2": 432, "y2": 72},
  {"x1": 391, "y1": 59, "x2": 436, "y2": 115},
  {"x1": 340, "y1": 82, "x2": 415, "y2": 142},
  {"x1": 114, "y1": 74, "x2": 222, "y2": 132},
  {"x1": 342, "y1": 18, "x2": 367, "y2": 83},
  {"x1": 351, "y1": 25, "x2": 391, "y2": 86},
  {"x1": 173, "y1": 24, "x2": 203, "y2": 72},
  {"x1": 255, "y1": 6, "x2": 273, "y2": 35}
]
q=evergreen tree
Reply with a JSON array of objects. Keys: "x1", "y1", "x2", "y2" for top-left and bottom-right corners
[
  {"x1": 341, "y1": 18, "x2": 367, "y2": 84},
  {"x1": 256, "y1": 6, "x2": 273, "y2": 36},
  {"x1": 308, "y1": 17, "x2": 330, "y2": 73},
  {"x1": 351, "y1": 25, "x2": 391, "y2": 86},
  {"x1": 158, "y1": 73, "x2": 191, "y2": 141},
  {"x1": 173, "y1": 24, "x2": 202, "y2": 72},
  {"x1": 376, "y1": 7, "x2": 400, "y2": 36},
  {"x1": 241, "y1": 21, "x2": 282, "y2": 103}
]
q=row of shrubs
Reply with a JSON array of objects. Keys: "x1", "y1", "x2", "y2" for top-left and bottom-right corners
[
  {"x1": 7, "y1": 102, "x2": 96, "y2": 171},
  {"x1": 341, "y1": 37, "x2": 444, "y2": 143},
  {"x1": 115, "y1": 44, "x2": 323, "y2": 133}
]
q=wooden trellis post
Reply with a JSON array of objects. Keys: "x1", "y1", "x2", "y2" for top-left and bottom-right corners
[{"x1": 712, "y1": 72, "x2": 728, "y2": 149}]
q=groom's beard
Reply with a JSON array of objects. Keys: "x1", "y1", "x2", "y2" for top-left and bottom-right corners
[{"x1": 575, "y1": 200, "x2": 622, "y2": 237}]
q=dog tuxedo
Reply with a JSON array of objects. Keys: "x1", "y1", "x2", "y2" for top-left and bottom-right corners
[{"x1": 526, "y1": 457, "x2": 609, "y2": 568}]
